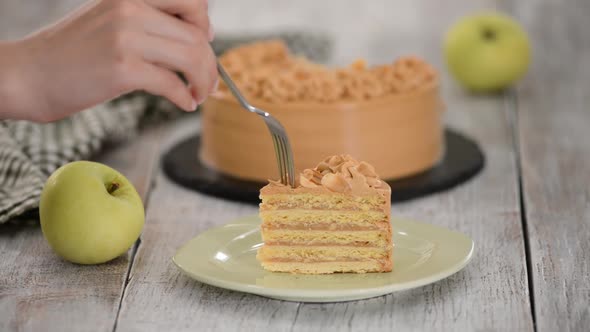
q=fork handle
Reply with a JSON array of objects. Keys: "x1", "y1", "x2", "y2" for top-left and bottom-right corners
[{"x1": 217, "y1": 61, "x2": 260, "y2": 114}]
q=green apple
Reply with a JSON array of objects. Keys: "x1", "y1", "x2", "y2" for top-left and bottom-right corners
[
  {"x1": 40, "y1": 161, "x2": 144, "y2": 264},
  {"x1": 444, "y1": 12, "x2": 531, "y2": 92}
]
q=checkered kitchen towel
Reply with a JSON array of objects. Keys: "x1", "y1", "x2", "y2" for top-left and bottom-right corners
[{"x1": 0, "y1": 31, "x2": 332, "y2": 224}]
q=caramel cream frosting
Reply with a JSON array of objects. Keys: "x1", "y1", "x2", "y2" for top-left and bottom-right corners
[{"x1": 200, "y1": 40, "x2": 445, "y2": 182}]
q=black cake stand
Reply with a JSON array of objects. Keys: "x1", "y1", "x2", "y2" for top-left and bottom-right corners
[{"x1": 161, "y1": 129, "x2": 485, "y2": 205}]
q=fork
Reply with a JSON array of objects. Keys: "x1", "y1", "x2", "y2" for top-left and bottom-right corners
[{"x1": 216, "y1": 61, "x2": 296, "y2": 187}]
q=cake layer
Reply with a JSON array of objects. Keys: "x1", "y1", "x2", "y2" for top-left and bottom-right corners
[
  {"x1": 257, "y1": 246, "x2": 392, "y2": 263},
  {"x1": 260, "y1": 193, "x2": 388, "y2": 212},
  {"x1": 261, "y1": 230, "x2": 391, "y2": 247},
  {"x1": 259, "y1": 260, "x2": 392, "y2": 274}
]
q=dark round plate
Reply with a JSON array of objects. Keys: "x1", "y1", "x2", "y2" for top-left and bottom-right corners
[{"x1": 162, "y1": 129, "x2": 484, "y2": 204}]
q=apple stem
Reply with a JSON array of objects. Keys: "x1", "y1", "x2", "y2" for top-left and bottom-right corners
[
  {"x1": 107, "y1": 182, "x2": 120, "y2": 194},
  {"x1": 482, "y1": 28, "x2": 496, "y2": 41}
]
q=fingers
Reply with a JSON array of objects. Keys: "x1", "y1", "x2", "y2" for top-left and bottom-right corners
[
  {"x1": 134, "y1": 33, "x2": 217, "y2": 104},
  {"x1": 128, "y1": 62, "x2": 195, "y2": 111},
  {"x1": 99, "y1": 0, "x2": 217, "y2": 109},
  {"x1": 139, "y1": 3, "x2": 202, "y2": 45},
  {"x1": 133, "y1": 0, "x2": 218, "y2": 103},
  {"x1": 144, "y1": 0, "x2": 213, "y2": 41}
]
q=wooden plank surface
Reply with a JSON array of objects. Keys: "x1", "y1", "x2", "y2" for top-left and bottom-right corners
[
  {"x1": 512, "y1": 0, "x2": 590, "y2": 330},
  {"x1": 0, "y1": 123, "x2": 165, "y2": 332},
  {"x1": 114, "y1": 1, "x2": 533, "y2": 331}
]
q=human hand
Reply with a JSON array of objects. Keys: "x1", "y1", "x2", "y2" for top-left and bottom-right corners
[{"x1": 0, "y1": 0, "x2": 216, "y2": 122}]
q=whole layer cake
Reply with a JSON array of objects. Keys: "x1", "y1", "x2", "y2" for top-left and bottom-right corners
[
  {"x1": 257, "y1": 155, "x2": 393, "y2": 274},
  {"x1": 201, "y1": 41, "x2": 445, "y2": 182}
]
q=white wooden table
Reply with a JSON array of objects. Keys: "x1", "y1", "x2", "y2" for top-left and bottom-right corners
[{"x1": 1, "y1": 0, "x2": 588, "y2": 331}]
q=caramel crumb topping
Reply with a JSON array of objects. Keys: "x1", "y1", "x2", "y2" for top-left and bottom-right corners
[
  {"x1": 218, "y1": 40, "x2": 437, "y2": 103},
  {"x1": 298, "y1": 155, "x2": 384, "y2": 194}
]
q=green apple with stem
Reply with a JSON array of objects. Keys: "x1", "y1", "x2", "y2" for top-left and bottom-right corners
[
  {"x1": 40, "y1": 161, "x2": 144, "y2": 264},
  {"x1": 444, "y1": 12, "x2": 531, "y2": 92}
]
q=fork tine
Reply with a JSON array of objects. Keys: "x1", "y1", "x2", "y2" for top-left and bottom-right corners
[
  {"x1": 277, "y1": 134, "x2": 293, "y2": 186},
  {"x1": 270, "y1": 134, "x2": 281, "y2": 182},
  {"x1": 279, "y1": 136, "x2": 291, "y2": 186},
  {"x1": 279, "y1": 136, "x2": 289, "y2": 185},
  {"x1": 271, "y1": 134, "x2": 287, "y2": 184},
  {"x1": 282, "y1": 136, "x2": 295, "y2": 186}
]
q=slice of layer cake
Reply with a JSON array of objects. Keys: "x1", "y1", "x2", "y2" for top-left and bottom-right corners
[{"x1": 257, "y1": 155, "x2": 392, "y2": 274}]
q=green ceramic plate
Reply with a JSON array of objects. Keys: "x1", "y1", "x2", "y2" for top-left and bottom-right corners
[{"x1": 173, "y1": 215, "x2": 474, "y2": 302}]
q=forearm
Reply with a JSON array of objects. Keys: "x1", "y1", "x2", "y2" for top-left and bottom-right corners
[{"x1": 0, "y1": 40, "x2": 42, "y2": 121}]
